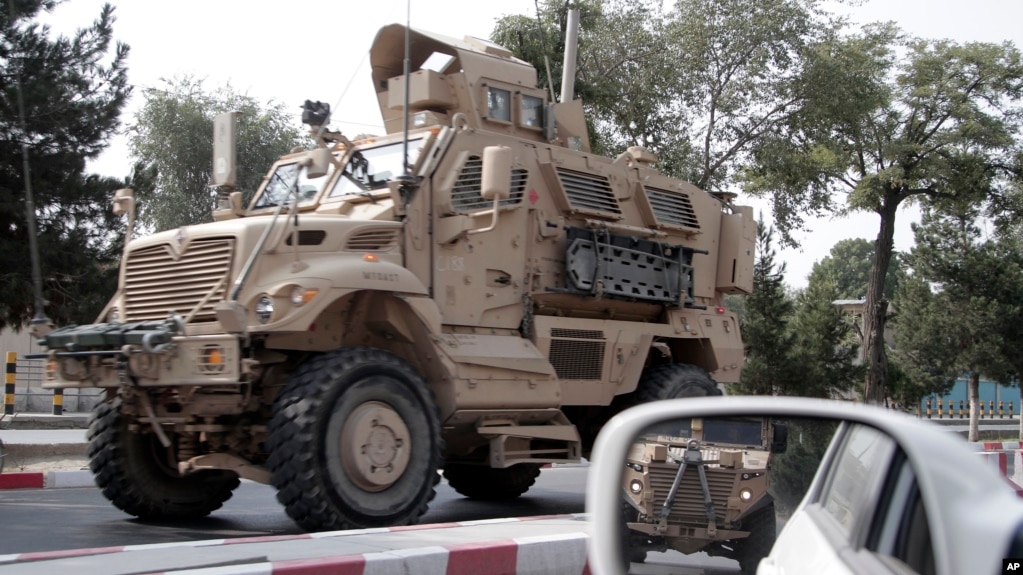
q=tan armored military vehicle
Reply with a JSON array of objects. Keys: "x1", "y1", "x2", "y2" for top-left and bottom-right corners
[
  {"x1": 33, "y1": 25, "x2": 754, "y2": 532},
  {"x1": 622, "y1": 416, "x2": 787, "y2": 573}
]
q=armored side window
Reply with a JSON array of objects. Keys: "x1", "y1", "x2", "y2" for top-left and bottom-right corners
[
  {"x1": 450, "y1": 155, "x2": 526, "y2": 212},
  {"x1": 520, "y1": 95, "x2": 544, "y2": 129},
  {"x1": 487, "y1": 87, "x2": 512, "y2": 122}
]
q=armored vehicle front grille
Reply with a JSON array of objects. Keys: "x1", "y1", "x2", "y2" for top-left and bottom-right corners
[
  {"x1": 450, "y1": 155, "x2": 526, "y2": 212},
  {"x1": 549, "y1": 333, "x2": 605, "y2": 380},
  {"x1": 556, "y1": 168, "x2": 621, "y2": 215},
  {"x1": 124, "y1": 238, "x2": 234, "y2": 323},
  {"x1": 346, "y1": 228, "x2": 399, "y2": 251},
  {"x1": 646, "y1": 187, "x2": 700, "y2": 230},
  {"x1": 647, "y1": 463, "x2": 738, "y2": 525}
]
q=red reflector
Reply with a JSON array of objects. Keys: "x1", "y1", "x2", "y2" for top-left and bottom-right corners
[
  {"x1": 716, "y1": 307, "x2": 726, "y2": 314},
  {"x1": 308, "y1": 323, "x2": 316, "y2": 332}
]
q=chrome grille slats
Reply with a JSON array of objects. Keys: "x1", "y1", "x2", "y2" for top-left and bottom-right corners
[
  {"x1": 646, "y1": 463, "x2": 738, "y2": 524},
  {"x1": 124, "y1": 238, "x2": 234, "y2": 323}
]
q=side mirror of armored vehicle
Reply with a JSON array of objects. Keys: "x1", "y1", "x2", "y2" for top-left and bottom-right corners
[
  {"x1": 111, "y1": 188, "x2": 134, "y2": 217},
  {"x1": 303, "y1": 147, "x2": 333, "y2": 179},
  {"x1": 466, "y1": 146, "x2": 512, "y2": 236},
  {"x1": 771, "y1": 421, "x2": 788, "y2": 454},
  {"x1": 213, "y1": 191, "x2": 245, "y2": 221},
  {"x1": 481, "y1": 145, "x2": 511, "y2": 201}
]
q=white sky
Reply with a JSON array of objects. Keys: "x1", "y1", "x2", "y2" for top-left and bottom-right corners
[{"x1": 40, "y1": 0, "x2": 1023, "y2": 289}]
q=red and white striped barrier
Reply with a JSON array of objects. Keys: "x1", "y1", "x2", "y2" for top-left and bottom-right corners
[
  {"x1": 977, "y1": 443, "x2": 1023, "y2": 494},
  {"x1": 0, "y1": 515, "x2": 592, "y2": 575}
]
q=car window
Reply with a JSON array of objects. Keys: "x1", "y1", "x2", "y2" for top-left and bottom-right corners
[
  {"x1": 819, "y1": 424, "x2": 896, "y2": 534},
  {"x1": 867, "y1": 450, "x2": 936, "y2": 575}
]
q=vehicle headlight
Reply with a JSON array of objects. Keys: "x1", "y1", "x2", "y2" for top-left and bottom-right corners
[
  {"x1": 739, "y1": 487, "x2": 753, "y2": 501},
  {"x1": 629, "y1": 479, "x2": 644, "y2": 494},
  {"x1": 255, "y1": 295, "x2": 274, "y2": 324}
]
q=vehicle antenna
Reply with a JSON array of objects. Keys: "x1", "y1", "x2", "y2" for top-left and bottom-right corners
[
  {"x1": 533, "y1": 0, "x2": 558, "y2": 102},
  {"x1": 395, "y1": 0, "x2": 415, "y2": 190},
  {"x1": 7, "y1": 0, "x2": 52, "y2": 337}
]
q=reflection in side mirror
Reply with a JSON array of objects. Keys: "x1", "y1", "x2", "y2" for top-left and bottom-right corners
[
  {"x1": 588, "y1": 397, "x2": 1023, "y2": 575},
  {"x1": 771, "y1": 422, "x2": 788, "y2": 455},
  {"x1": 621, "y1": 415, "x2": 831, "y2": 573}
]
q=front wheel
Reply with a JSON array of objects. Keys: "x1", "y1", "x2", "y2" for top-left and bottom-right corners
[
  {"x1": 87, "y1": 396, "x2": 240, "y2": 520},
  {"x1": 732, "y1": 502, "x2": 777, "y2": 574},
  {"x1": 267, "y1": 347, "x2": 442, "y2": 532}
]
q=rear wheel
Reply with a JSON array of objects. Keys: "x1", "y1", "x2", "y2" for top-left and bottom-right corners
[
  {"x1": 732, "y1": 502, "x2": 777, "y2": 574},
  {"x1": 443, "y1": 463, "x2": 541, "y2": 500},
  {"x1": 267, "y1": 347, "x2": 442, "y2": 532},
  {"x1": 618, "y1": 363, "x2": 721, "y2": 410},
  {"x1": 87, "y1": 396, "x2": 240, "y2": 520}
]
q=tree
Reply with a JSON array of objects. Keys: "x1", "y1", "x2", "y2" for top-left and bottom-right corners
[
  {"x1": 789, "y1": 274, "x2": 864, "y2": 398},
  {"x1": 735, "y1": 218, "x2": 797, "y2": 395},
  {"x1": 0, "y1": 1, "x2": 130, "y2": 329},
  {"x1": 897, "y1": 205, "x2": 1015, "y2": 440},
  {"x1": 809, "y1": 238, "x2": 902, "y2": 301},
  {"x1": 745, "y1": 27, "x2": 1023, "y2": 404},
  {"x1": 492, "y1": 0, "x2": 841, "y2": 191},
  {"x1": 128, "y1": 76, "x2": 303, "y2": 232}
]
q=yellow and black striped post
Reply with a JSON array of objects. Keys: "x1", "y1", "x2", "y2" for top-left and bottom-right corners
[
  {"x1": 980, "y1": 401, "x2": 986, "y2": 418},
  {"x1": 925, "y1": 399, "x2": 932, "y2": 419},
  {"x1": 52, "y1": 388, "x2": 63, "y2": 415},
  {"x1": 937, "y1": 399, "x2": 944, "y2": 419},
  {"x1": 4, "y1": 352, "x2": 16, "y2": 415},
  {"x1": 999, "y1": 400, "x2": 1005, "y2": 419}
]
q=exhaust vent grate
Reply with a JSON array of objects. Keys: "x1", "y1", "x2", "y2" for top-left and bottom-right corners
[
  {"x1": 346, "y1": 228, "x2": 399, "y2": 251},
  {"x1": 556, "y1": 168, "x2": 621, "y2": 215},
  {"x1": 549, "y1": 336, "x2": 605, "y2": 380},
  {"x1": 646, "y1": 187, "x2": 700, "y2": 230},
  {"x1": 451, "y1": 155, "x2": 525, "y2": 212}
]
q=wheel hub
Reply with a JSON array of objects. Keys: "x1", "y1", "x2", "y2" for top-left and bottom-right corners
[{"x1": 340, "y1": 401, "x2": 411, "y2": 491}]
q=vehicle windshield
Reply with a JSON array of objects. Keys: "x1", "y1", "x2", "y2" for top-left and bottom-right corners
[
  {"x1": 703, "y1": 418, "x2": 763, "y2": 446},
  {"x1": 328, "y1": 138, "x2": 425, "y2": 198},
  {"x1": 252, "y1": 160, "x2": 336, "y2": 210}
]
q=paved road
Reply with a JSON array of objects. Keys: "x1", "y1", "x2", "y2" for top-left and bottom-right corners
[{"x1": 0, "y1": 466, "x2": 589, "y2": 555}]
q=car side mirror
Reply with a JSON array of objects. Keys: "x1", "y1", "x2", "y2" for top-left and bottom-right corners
[{"x1": 586, "y1": 396, "x2": 1023, "y2": 575}]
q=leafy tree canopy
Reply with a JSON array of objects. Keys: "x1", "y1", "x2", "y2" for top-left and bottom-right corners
[
  {"x1": 809, "y1": 238, "x2": 902, "y2": 300},
  {"x1": 129, "y1": 76, "x2": 304, "y2": 232},
  {"x1": 0, "y1": 1, "x2": 130, "y2": 329}
]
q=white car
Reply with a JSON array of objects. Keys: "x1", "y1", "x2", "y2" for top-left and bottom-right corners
[{"x1": 587, "y1": 396, "x2": 1023, "y2": 575}]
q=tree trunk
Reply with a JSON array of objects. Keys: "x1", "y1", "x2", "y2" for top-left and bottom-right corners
[
  {"x1": 1018, "y1": 379, "x2": 1022, "y2": 443},
  {"x1": 862, "y1": 197, "x2": 899, "y2": 404},
  {"x1": 969, "y1": 371, "x2": 980, "y2": 443}
]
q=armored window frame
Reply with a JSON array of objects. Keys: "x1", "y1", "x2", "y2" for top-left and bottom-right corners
[
  {"x1": 486, "y1": 86, "x2": 512, "y2": 124},
  {"x1": 519, "y1": 94, "x2": 544, "y2": 131}
]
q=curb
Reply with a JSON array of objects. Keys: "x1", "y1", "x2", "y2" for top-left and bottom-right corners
[
  {"x1": 0, "y1": 515, "x2": 592, "y2": 575},
  {"x1": 0, "y1": 469, "x2": 94, "y2": 490}
]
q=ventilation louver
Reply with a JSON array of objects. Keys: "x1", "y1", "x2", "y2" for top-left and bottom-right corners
[
  {"x1": 450, "y1": 155, "x2": 526, "y2": 212},
  {"x1": 556, "y1": 168, "x2": 621, "y2": 215},
  {"x1": 645, "y1": 187, "x2": 700, "y2": 230},
  {"x1": 345, "y1": 228, "x2": 399, "y2": 251}
]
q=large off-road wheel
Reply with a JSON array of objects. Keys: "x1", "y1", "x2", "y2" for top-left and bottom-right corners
[
  {"x1": 628, "y1": 363, "x2": 721, "y2": 403},
  {"x1": 442, "y1": 463, "x2": 542, "y2": 500},
  {"x1": 732, "y1": 502, "x2": 777, "y2": 574},
  {"x1": 266, "y1": 347, "x2": 442, "y2": 532},
  {"x1": 87, "y1": 396, "x2": 240, "y2": 520}
]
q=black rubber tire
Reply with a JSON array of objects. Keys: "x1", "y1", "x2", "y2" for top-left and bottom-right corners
[
  {"x1": 87, "y1": 396, "x2": 240, "y2": 520},
  {"x1": 732, "y1": 502, "x2": 777, "y2": 574},
  {"x1": 617, "y1": 363, "x2": 721, "y2": 412},
  {"x1": 442, "y1": 463, "x2": 542, "y2": 500},
  {"x1": 266, "y1": 347, "x2": 442, "y2": 532}
]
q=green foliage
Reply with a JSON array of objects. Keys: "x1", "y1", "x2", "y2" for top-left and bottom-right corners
[
  {"x1": 492, "y1": 0, "x2": 839, "y2": 192},
  {"x1": 789, "y1": 275, "x2": 864, "y2": 398},
  {"x1": 735, "y1": 218, "x2": 797, "y2": 395},
  {"x1": 0, "y1": 1, "x2": 130, "y2": 329},
  {"x1": 894, "y1": 205, "x2": 1019, "y2": 418},
  {"x1": 809, "y1": 238, "x2": 902, "y2": 300},
  {"x1": 770, "y1": 418, "x2": 839, "y2": 513},
  {"x1": 129, "y1": 76, "x2": 303, "y2": 232}
]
